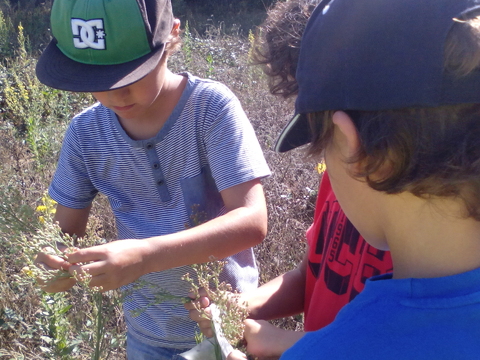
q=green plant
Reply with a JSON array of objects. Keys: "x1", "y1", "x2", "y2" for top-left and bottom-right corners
[
  {"x1": 205, "y1": 52, "x2": 215, "y2": 78},
  {"x1": 36, "y1": 292, "x2": 79, "y2": 359},
  {"x1": 76, "y1": 283, "x2": 124, "y2": 360},
  {"x1": 0, "y1": 0, "x2": 52, "y2": 55},
  {"x1": 1, "y1": 21, "x2": 94, "y2": 167},
  {"x1": 183, "y1": 261, "x2": 249, "y2": 353},
  {"x1": 0, "y1": 184, "x2": 94, "y2": 356},
  {"x1": 124, "y1": 258, "x2": 250, "y2": 360},
  {"x1": 1, "y1": 192, "x2": 122, "y2": 360},
  {"x1": 183, "y1": 20, "x2": 193, "y2": 69},
  {"x1": 0, "y1": 9, "x2": 14, "y2": 59}
]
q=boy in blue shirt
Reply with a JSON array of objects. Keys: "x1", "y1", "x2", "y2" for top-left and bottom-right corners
[
  {"x1": 33, "y1": 0, "x2": 270, "y2": 358},
  {"x1": 228, "y1": 0, "x2": 480, "y2": 358}
]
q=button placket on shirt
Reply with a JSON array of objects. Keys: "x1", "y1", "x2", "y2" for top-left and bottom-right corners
[{"x1": 145, "y1": 142, "x2": 170, "y2": 202}]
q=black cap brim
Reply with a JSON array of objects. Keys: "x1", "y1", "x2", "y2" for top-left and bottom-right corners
[
  {"x1": 274, "y1": 113, "x2": 312, "y2": 153},
  {"x1": 35, "y1": 39, "x2": 166, "y2": 92}
]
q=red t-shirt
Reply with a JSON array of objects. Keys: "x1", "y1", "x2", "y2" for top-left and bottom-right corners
[{"x1": 303, "y1": 171, "x2": 393, "y2": 331}]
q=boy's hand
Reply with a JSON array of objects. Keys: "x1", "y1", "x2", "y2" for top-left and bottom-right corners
[
  {"x1": 185, "y1": 287, "x2": 248, "y2": 339},
  {"x1": 242, "y1": 319, "x2": 303, "y2": 358},
  {"x1": 34, "y1": 248, "x2": 76, "y2": 293},
  {"x1": 226, "y1": 350, "x2": 248, "y2": 360},
  {"x1": 66, "y1": 239, "x2": 149, "y2": 291},
  {"x1": 184, "y1": 287, "x2": 215, "y2": 337}
]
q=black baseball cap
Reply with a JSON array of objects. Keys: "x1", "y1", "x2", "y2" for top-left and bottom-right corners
[
  {"x1": 275, "y1": 0, "x2": 480, "y2": 153},
  {"x1": 36, "y1": 0, "x2": 174, "y2": 92}
]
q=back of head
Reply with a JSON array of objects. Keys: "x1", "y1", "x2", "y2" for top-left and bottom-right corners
[
  {"x1": 276, "y1": 0, "x2": 480, "y2": 220},
  {"x1": 252, "y1": 0, "x2": 320, "y2": 98}
]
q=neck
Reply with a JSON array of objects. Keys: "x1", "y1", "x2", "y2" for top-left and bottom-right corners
[
  {"x1": 382, "y1": 193, "x2": 480, "y2": 279},
  {"x1": 118, "y1": 70, "x2": 186, "y2": 140},
  {"x1": 141, "y1": 69, "x2": 185, "y2": 121}
]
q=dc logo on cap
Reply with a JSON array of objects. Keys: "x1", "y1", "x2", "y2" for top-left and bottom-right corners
[{"x1": 71, "y1": 18, "x2": 106, "y2": 50}]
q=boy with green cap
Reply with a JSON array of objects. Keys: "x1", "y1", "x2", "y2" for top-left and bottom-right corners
[{"x1": 34, "y1": 0, "x2": 270, "y2": 358}]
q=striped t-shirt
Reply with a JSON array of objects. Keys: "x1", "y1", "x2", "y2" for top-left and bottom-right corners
[{"x1": 49, "y1": 73, "x2": 271, "y2": 349}]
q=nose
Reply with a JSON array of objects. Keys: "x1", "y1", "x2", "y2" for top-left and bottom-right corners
[{"x1": 108, "y1": 86, "x2": 130, "y2": 103}]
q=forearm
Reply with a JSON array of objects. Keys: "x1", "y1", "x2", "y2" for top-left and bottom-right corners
[
  {"x1": 142, "y1": 203, "x2": 267, "y2": 274},
  {"x1": 267, "y1": 329, "x2": 306, "y2": 355},
  {"x1": 54, "y1": 203, "x2": 91, "y2": 238},
  {"x1": 243, "y1": 319, "x2": 306, "y2": 358},
  {"x1": 65, "y1": 181, "x2": 268, "y2": 291},
  {"x1": 244, "y1": 266, "x2": 306, "y2": 320}
]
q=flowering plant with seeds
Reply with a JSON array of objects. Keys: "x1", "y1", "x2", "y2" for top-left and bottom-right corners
[
  {"x1": 20, "y1": 195, "x2": 100, "y2": 286},
  {"x1": 122, "y1": 259, "x2": 250, "y2": 359},
  {"x1": 181, "y1": 208, "x2": 251, "y2": 358},
  {"x1": 16, "y1": 197, "x2": 252, "y2": 359},
  {"x1": 183, "y1": 260, "x2": 249, "y2": 351},
  {"x1": 8, "y1": 193, "x2": 123, "y2": 360}
]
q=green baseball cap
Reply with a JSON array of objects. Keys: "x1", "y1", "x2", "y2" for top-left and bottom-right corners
[{"x1": 36, "y1": 0, "x2": 174, "y2": 92}]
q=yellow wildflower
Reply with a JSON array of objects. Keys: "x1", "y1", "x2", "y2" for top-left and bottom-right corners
[
  {"x1": 21, "y1": 266, "x2": 34, "y2": 278},
  {"x1": 316, "y1": 162, "x2": 326, "y2": 174},
  {"x1": 36, "y1": 205, "x2": 47, "y2": 212}
]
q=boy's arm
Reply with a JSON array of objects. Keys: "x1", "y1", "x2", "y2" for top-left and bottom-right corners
[
  {"x1": 34, "y1": 204, "x2": 91, "y2": 292},
  {"x1": 245, "y1": 251, "x2": 307, "y2": 320},
  {"x1": 67, "y1": 178, "x2": 267, "y2": 291},
  {"x1": 186, "y1": 251, "x2": 307, "y2": 338},
  {"x1": 192, "y1": 317, "x2": 306, "y2": 359},
  {"x1": 186, "y1": 258, "x2": 307, "y2": 358},
  {"x1": 243, "y1": 319, "x2": 306, "y2": 358},
  {"x1": 226, "y1": 350, "x2": 248, "y2": 360},
  {"x1": 54, "y1": 203, "x2": 91, "y2": 238}
]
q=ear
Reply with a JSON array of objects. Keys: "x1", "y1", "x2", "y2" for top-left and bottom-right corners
[
  {"x1": 331, "y1": 111, "x2": 361, "y2": 158},
  {"x1": 171, "y1": 19, "x2": 181, "y2": 36}
]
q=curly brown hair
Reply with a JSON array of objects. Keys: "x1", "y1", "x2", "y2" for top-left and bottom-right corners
[
  {"x1": 307, "y1": 13, "x2": 480, "y2": 220},
  {"x1": 252, "y1": 0, "x2": 320, "y2": 98}
]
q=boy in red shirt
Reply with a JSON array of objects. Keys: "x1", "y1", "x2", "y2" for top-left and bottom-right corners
[{"x1": 186, "y1": 1, "x2": 392, "y2": 357}]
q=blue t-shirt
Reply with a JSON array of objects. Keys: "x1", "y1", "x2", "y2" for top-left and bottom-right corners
[
  {"x1": 49, "y1": 73, "x2": 271, "y2": 348},
  {"x1": 281, "y1": 267, "x2": 480, "y2": 359}
]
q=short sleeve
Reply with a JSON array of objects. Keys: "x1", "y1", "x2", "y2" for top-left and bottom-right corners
[
  {"x1": 201, "y1": 85, "x2": 270, "y2": 191},
  {"x1": 49, "y1": 118, "x2": 98, "y2": 209}
]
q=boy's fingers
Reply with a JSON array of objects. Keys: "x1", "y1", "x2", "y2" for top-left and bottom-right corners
[
  {"x1": 187, "y1": 290, "x2": 196, "y2": 300},
  {"x1": 185, "y1": 301, "x2": 213, "y2": 330},
  {"x1": 187, "y1": 286, "x2": 210, "y2": 300},
  {"x1": 69, "y1": 262, "x2": 103, "y2": 278},
  {"x1": 184, "y1": 300, "x2": 195, "y2": 310},
  {"x1": 35, "y1": 252, "x2": 71, "y2": 271},
  {"x1": 39, "y1": 277, "x2": 76, "y2": 293},
  {"x1": 226, "y1": 350, "x2": 247, "y2": 360},
  {"x1": 68, "y1": 265, "x2": 109, "y2": 291},
  {"x1": 59, "y1": 259, "x2": 72, "y2": 271},
  {"x1": 184, "y1": 301, "x2": 212, "y2": 316},
  {"x1": 198, "y1": 296, "x2": 210, "y2": 308},
  {"x1": 202, "y1": 327, "x2": 214, "y2": 339},
  {"x1": 56, "y1": 243, "x2": 70, "y2": 252},
  {"x1": 197, "y1": 287, "x2": 209, "y2": 297},
  {"x1": 66, "y1": 247, "x2": 103, "y2": 264},
  {"x1": 69, "y1": 265, "x2": 86, "y2": 280},
  {"x1": 87, "y1": 273, "x2": 109, "y2": 291}
]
